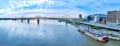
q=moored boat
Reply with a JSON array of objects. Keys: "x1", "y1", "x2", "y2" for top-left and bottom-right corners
[
  {"x1": 84, "y1": 31, "x2": 108, "y2": 42},
  {"x1": 78, "y1": 29, "x2": 84, "y2": 33}
]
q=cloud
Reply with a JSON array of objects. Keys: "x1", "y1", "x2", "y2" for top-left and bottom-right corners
[
  {"x1": 3, "y1": 9, "x2": 87, "y2": 18},
  {"x1": 0, "y1": 0, "x2": 120, "y2": 17}
]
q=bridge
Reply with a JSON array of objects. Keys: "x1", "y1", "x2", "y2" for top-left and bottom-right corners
[
  {"x1": 0, "y1": 17, "x2": 79, "y2": 20},
  {"x1": 0, "y1": 17, "x2": 80, "y2": 25}
]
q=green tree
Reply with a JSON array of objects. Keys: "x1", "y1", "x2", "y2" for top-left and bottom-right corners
[
  {"x1": 75, "y1": 21, "x2": 80, "y2": 25},
  {"x1": 92, "y1": 25, "x2": 99, "y2": 30}
]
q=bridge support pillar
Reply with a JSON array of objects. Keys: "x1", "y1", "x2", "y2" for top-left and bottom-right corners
[
  {"x1": 27, "y1": 19, "x2": 30, "y2": 24},
  {"x1": 21, "y1": 19, "x2": 23, "y2": 22},
  {"x1": 37, "y1": 19, "x2": 39, "y2": 25},
  {"x1": 66, "y1": 20, "x2": 68, "y2": 26}
]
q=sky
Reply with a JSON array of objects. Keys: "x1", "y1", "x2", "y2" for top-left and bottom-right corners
[{"x1": 0, "y1": 0, "x2": 120, "y2": 17}]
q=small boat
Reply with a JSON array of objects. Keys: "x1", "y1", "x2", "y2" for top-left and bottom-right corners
[
  {"x1": 78, "y1": 26, "x2": 85, "y2": 33},
  {"x1": 78, "y1": 29, "x2": 84, "y2": 33},
  {"x1": 84, "y1": 31, "x2": 108, "y2": 42}
]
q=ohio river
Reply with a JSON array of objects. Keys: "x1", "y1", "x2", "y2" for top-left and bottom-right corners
[{"x1": 0, "y1": 20, "x2": 119, "y2": 46}]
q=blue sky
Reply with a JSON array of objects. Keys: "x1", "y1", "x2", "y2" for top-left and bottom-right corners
[{"x1": 0, "y1": 0, "x2": 120, "y2": 17}]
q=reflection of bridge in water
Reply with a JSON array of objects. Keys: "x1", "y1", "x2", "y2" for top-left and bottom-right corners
[{"x1": 0, "y1": 17, "x2": 79, "y2": 25}]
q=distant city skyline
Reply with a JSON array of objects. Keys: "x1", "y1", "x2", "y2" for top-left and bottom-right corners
[{"x1": 0, "y1": 0, "x2": 120, "y2": 17}]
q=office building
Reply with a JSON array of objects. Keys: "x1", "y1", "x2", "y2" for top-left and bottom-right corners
[{"x1": 107, "y1": 10, "x2": 120, "y2": 24}]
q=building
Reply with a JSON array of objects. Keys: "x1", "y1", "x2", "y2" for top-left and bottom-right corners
[
  {"x1": 107, "y1": 10, "x2": 120, "y2": 24},
  {"x1": 79, "y1": 14, "x2": 82, "y2": 18},
  {"x1": 87, "y1": 14, "x2": 107, "y2": 23}
]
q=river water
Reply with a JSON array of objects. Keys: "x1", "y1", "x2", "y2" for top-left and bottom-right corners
[{"x1": 0, "y1": 20, "x2": 119, "y2": 46}]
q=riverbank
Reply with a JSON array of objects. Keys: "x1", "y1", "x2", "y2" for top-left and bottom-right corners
[{"x1": 60, "y1": 19, "x2": 120, "y2": 41}]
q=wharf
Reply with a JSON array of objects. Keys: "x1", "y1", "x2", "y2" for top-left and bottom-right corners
[{"x1": 80, "y1": 22, "x2": 120, "y2": 31}]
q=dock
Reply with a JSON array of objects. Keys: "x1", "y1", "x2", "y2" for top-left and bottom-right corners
[
  {"x1": 79, "y1": 22, "x2": 120, "y2": 40},
  {"x1": 80, "y1": 22, "x2": 120, "y2": 31}
]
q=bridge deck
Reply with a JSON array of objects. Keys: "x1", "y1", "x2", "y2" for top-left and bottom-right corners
[{"x1": 0, "y1": 18, "x2": 79, "y2": 20}]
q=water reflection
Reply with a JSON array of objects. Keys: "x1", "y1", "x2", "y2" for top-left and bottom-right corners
[{"x1": 0, "y1": 20, "x2": 119, "y2": 46}]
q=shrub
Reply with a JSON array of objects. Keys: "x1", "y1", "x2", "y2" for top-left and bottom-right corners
[
  {"x1": 75, "y1": 21, "x2": 80, "y2": 25},
  {"x1": 92, "y1": 25, "x2": 99, "y2": 30}
]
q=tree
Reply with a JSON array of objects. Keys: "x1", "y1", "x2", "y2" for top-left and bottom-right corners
[
  {"x1": 74, "y1": 21, "x2": 80, "y2": 28},
  {"x1": 92, "y1": 25, "x2": 99, "y2": 30}
]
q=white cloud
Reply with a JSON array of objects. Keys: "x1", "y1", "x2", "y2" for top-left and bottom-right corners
[
  {"x1": 0, "y1": 0, "x2": 120, "y2": 17},
  {"x1": 8, "y1": 0, "x2": 49, "y2": 9},
  {"x1": 0, "y1": 0, "x2": 89, "y2": 18},
  {"x1": 3, "y1": 9, "x2": 87, "y2": 18}
]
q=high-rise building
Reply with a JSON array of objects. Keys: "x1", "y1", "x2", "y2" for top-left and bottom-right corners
[{"x1": 107, "y1": 10, "x2": 120, "y2": 24}]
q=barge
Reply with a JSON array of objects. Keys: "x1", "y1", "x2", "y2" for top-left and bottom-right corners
[{"x1": 78, "y1": 29, "x2": 108, "y2": 42}]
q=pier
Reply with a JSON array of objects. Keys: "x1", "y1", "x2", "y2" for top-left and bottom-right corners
[
  {"x1": 79, "y1": 22, "x2": 120, "y2": 40},
  {"x1": 80, "y1": 22, "x2": 120, "y2": 31},
  {"x1": 59, "y1": 19, "x2": 120, "y2": 40}
]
